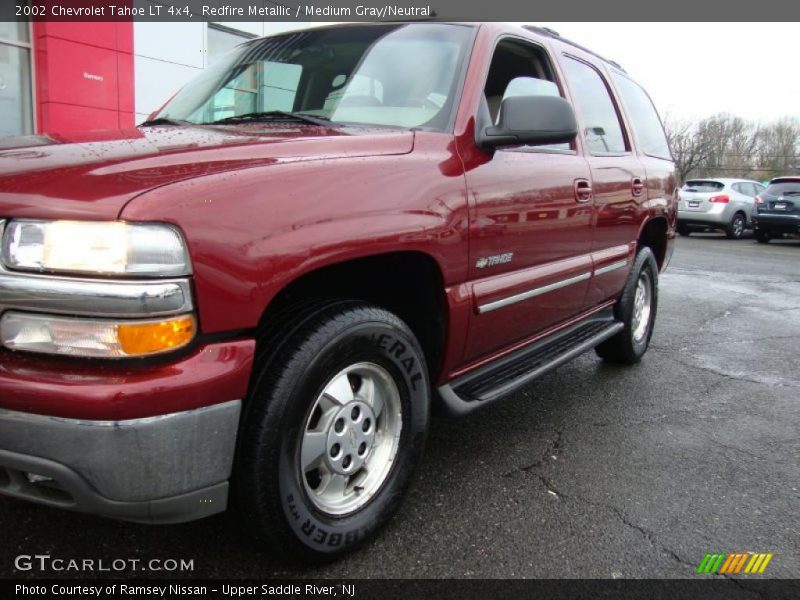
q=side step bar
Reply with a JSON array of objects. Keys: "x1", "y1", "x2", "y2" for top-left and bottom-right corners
[{"x1": 438, "y1": 311, "x2": 623, "y2": 416}]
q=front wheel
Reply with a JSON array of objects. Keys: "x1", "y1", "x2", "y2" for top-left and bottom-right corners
[
  {"x1": 596, "y1": 247, "x2": 659, "y2": 364},
  {"x1": 236, "y1": 302, "x2": 430, "y2": 560}
]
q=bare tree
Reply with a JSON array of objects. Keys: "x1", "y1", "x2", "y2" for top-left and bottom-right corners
[
  {"x1": 664, "y1": 116, "x2": 713, "y2": 183},
  {"x1": 664, "y1": 114, "x2": 799, "y2": 183}
]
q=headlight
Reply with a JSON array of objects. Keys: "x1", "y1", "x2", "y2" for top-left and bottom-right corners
[
  {"x1": 0, "y1": 312, "x2": 196, "y2": 358},
  {"x1": 1, "y1": 220, "x2": 191, "y2": 276}
]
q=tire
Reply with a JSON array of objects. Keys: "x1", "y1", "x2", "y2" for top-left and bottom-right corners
[
  {"x1": 755, "y1": 229, "x2": 771, "y2": 244},
  {"x1": 677, "y1": 223, "x2": 690, "y2": 237},
  {"x1": 236, "y1": 301, "x2": 430, "y2": 561},
  {"x1": 595, "y1": 247, "x2": 659, "y2": 365},
  {"x1": 725, "y1": 212, "x2": 746, "y2": 239}
]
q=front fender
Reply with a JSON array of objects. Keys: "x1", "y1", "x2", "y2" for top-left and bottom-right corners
[{"x1": 120, "y1": 148, "x2": 470, "y2": 334}]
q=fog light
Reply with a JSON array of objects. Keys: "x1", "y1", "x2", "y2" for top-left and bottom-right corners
[{"x1": 0, "y1": 312, "x2": 195, "y2": 358}]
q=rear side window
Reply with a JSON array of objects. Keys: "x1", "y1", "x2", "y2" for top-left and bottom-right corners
[
  {"x1": 561, "y1": 57, "x2": 627, "y2": 154},
  {"x1": 732, "y1": 182, "x2": 754, "y2": 196},
  {"x1": 745, "y1": 183, "x2": 761, "y2": 197},
  {"x1": 684, "y1": 180, "x2": 724, "y2": 192},
  {"x1": 611, "y1": 73, "x2": 672, "y2": 160}
]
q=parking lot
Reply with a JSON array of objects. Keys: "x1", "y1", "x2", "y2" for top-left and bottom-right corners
[{"x1": 2, "y1": 233, "x2": 798, "y2": 579}]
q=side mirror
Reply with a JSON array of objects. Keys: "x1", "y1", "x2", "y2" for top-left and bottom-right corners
[{"x1": 477, "y1": 95, "x2": 578, "y2": 149}]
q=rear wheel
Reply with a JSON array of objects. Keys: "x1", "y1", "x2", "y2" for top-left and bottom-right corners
[
  {"x1": 755, "y1": 229, "x2": 771, "y2": 244},
  {"x1": 677, "y1": 223, "x2": 690, "y2": 237},
  {"x1": 596, "y1": 247, "x2": 659, "y2": 364},
  {"x1": 726, "y1": 213, "x2": 746, "y2": 239},
  {"x1": 236, "y1": 301, "x2": 430, "y2": 560}
]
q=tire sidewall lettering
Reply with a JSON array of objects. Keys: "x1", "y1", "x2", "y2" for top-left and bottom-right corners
[{"x1": 277, "y1": 321, "x2": 429, "y2": 553}]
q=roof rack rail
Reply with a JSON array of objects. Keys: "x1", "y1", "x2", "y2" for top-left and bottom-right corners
[{"x1": 522, "y1": 25, "x2": 626, "y2": 73}]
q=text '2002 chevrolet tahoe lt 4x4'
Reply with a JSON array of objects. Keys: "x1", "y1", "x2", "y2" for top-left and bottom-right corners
[{"x1": 0, "y1": 23, "x2": 675, "y2": 560}]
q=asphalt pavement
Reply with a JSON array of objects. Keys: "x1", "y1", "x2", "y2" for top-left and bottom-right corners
[{"x1": 2, "y1": 232, "x2": 798, "y2": 579}]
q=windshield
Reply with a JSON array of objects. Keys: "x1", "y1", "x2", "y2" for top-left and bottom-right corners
[{"x1": 155, "y1": 24, "x2": 473, "y2": 132}]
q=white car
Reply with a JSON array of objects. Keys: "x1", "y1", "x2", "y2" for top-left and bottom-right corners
[{"x1": 677, "y1": 178, "x2": 766, "y2": 239}]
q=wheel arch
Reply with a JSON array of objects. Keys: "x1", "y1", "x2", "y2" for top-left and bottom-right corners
[
  {"x1": 636, "y1": 215, "x2": 669, "y2": 270},
  {"x1": 253, "y1": 250, "x2": 450, "y2": 386}
]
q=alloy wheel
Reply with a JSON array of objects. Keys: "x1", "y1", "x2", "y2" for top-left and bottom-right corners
[{"x1": 300, "y1": 362, "x2": 402, "y2": 515}]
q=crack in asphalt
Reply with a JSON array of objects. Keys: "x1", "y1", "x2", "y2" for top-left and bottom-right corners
[
  {"x1": 707, "y1": 438, "x2": 771, "y2": 463},
  {"x1": 500, "y1": 428, "x2": 563, "y2": 479},
  {"x1": 654, "y1": 334, "x2": 800, "y2": 351},
  {"x1": 520, "y1": 464, "x2": 697, "y2": 573},
  {"x1": 502, "y1": 427, "x2": 697, "y2": 574},
  {"x1": 653, "y1": 350, "x2": 798, "y2": 389}
]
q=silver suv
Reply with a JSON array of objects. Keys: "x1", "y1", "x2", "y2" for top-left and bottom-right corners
[{"x1": 677, "y1": 178, "x2": 766, "y2": 239}]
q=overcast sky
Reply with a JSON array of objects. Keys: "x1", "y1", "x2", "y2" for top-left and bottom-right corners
[{"x1": 534, "y1": 23, "x2": 800, "y2": 124}]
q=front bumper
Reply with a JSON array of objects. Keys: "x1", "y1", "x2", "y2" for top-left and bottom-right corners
[{"x1": 0, "y1": 400, "x2": 240, "y2": 523}]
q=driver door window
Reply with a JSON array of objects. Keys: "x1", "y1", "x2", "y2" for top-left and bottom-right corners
[{"x1": 483, "y1": 39, "x2": 572, "y2": 152}]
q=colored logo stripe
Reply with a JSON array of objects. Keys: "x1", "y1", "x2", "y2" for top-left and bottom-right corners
[{"x1": 697, "y1": 553, "x2": 773, "y2": 574}]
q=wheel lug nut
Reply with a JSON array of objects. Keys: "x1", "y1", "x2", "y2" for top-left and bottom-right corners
[
  {"x1": 351, "y1": 406, "x2": 360, "y2": 421},
  {"x1": 330, "y1": 443, "x2": 340, "y2": 457},
  {"x1": 362, "y1": 419, "x2": 371, "y2": 432},
  {"x1": 358, "y1": 442, "x2": 367, "y2": 456},
  {"x1": 334, "y1": 418, "x2": 345, "y2": 433},
  {"x1": 342, "y1": 455, "x2": 352, "y2": 469}
]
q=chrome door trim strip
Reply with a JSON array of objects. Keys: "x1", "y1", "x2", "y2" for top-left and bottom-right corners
[
  {"x1": 477, "y1": 272, "x2": 592, "y2": 314},
  {"x1": 594, "y1": 259, "x2": 628, "y2": 276}
]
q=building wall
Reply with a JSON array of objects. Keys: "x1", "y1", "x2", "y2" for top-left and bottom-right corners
[
  {"x1": 33, "y1": 22, "x2": 134, "y2": 132},
  {"x1": 25, "y1": 21, "x2": 322, "y2": 134},
  {"x1": 133, "y1": 21, "x2": 320, "y2": 123}
]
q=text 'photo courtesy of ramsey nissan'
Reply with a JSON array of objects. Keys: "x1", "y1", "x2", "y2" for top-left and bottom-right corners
[{"x1": 0, "y1": 2, "x2": 798, "y2": 598}]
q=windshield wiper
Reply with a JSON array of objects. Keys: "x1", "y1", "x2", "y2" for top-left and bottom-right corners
[
  {"x1": 208, "y1": 111, "x2": 333, "y2": 127},
  {"x1": 139, "y1": 117, "x2": 193, "y2": 127}
]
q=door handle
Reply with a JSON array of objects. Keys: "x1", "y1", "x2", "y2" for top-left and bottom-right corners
[
  {"x1": 632, "y1": 177, "x2": 645, "y2": 197},
  {"x1": 574, "y1": 179, "x2": 593, "y2": 203}
]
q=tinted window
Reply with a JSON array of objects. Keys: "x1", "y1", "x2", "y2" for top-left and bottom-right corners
[
  {"x1": 207, "y1": 26, "x2": 253, "y2": 66},
  {"x1": 611, "y1": 73, "x2": 672, "y2": 160},
  {"x1": 562, "y1": 57, "x2": 626, "y2": 154},
  {"x1": 684, "y1": 180, "x2": 724, "y2": 193},
  {"x1": 765, "y1": 181, "x2": 800, "y2": 197}
]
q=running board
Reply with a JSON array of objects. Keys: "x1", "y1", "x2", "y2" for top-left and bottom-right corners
[{"x1": 438, "y1": 312, "x2": 623, "y2": 416}]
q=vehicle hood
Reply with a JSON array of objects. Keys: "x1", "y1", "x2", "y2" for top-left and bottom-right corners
[{"x1": 0, "y1": 124, "x2": 414, "y2": 221}]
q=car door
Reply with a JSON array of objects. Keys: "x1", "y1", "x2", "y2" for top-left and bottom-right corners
[
  {"x1": 461, "y1": 37, "x2": 594, "y2": 363},
  {"x1": 558, "y1": 54, "x2": 644, "y2": 306},
  {"x1": 737, "y1": 182, "x2": 759, "y2": 223}
]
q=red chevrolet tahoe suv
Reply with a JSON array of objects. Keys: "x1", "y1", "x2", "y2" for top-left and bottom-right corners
[{"x1": 0, "y1": 23, "x2": 675, "y2": 559}]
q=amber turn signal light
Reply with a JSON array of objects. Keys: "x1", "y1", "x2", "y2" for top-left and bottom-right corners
[{"x1": 117, "y1": 316, "x2": 196, "y2": 356}]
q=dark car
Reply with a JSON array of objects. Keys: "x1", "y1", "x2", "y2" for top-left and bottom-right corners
[
  {"x1": 753, "y1": 176, "x2": 800, "y2": 242},
  {"x1": 0, "y1": 22, "x2": 675, "y2": 560}
]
